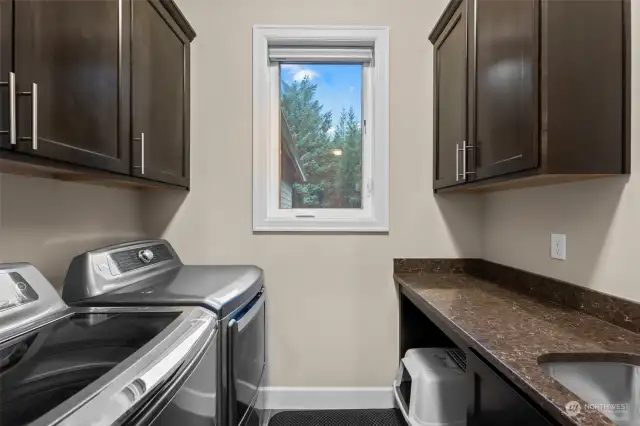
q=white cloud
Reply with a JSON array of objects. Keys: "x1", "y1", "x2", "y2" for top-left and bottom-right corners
[
  {"x1": 292, "y1": 69, "x2": 319, "y2": 82},
  {"x1": 280, "y1": 64, "x2": 319, "y2": 82},
  {"x1": 326, "y1": 126, "x2": 336, "y2": 136}
]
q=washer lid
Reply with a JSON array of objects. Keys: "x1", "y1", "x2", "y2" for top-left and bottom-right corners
[
  {"x1": 0, "y1": 304, "x2": 218, "y2": 426},
  {"x1": 75, "y1": 265, "x2": 264, "y2": 318}
]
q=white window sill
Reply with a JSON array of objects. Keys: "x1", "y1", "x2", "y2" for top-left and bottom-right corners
[{"x1": 253, "y1": 218, "x2": 389, "y2": 233}]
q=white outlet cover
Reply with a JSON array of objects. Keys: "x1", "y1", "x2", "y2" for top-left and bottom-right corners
[{"x1": 551, "y1": 234, "x2": 566, "y2": 260}]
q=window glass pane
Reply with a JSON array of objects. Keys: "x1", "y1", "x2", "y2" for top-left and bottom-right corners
[{"x1": 279, "y1": 63, "x2": 363, "y2": 209}]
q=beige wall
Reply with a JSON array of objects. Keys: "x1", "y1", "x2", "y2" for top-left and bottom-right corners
[
  {"x1": 144, "y1": 0, "x2": 483, "y2": 387},
  {"x1": 483, "y1": 1, "x2": 640, "y2": 302},
  {"x1": 0, "y1": 173, "x2": 146, "y2": 290}
]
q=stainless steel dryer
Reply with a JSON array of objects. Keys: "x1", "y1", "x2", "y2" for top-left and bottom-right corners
[
  {"x1": 62, "y1": 240, "x2": 266, "y2": 426},
  {"x1": 0, "y1": 263, "x2": 217, "y2": 426}
]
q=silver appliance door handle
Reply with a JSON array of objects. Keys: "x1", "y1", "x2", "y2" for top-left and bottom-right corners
[
  {"x1": 0, "y1": 72, "x2": 16, "y2": 145},
  {"x1": 236, "y1": 292, "x2": 266, "y2": 332},
  {"x1": 123, "y1": 319, "x2": 207, "y2": 397}
]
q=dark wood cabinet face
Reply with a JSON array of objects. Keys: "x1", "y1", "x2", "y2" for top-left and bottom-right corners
[
  {"x1": 13, "y1": 0, "x2": 130, "y2": 173},
  {"x1": 132, "y1": 0, "x2": 189, "y2": 187},
  {"x1": 0, "y1": 0, "x2": 11, "y2": 150},
  {"x1": 433, "y1": 3, "x2": 467, "y2": 189},
  {"x1": 472, "y1": 0, "x2": 538, "y2": 179}
]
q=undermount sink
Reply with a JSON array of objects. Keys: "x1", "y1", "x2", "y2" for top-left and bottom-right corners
[{"x1": 539, "y1": 355, "x2": 640, "y2": 425}]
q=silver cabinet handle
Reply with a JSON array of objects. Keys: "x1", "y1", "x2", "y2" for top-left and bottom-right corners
[
  {"x1": 457, "y1": 143, "x2": 466, "y2": 180},
  {"x1": 0, "y1": 72, "x2": 16, "y2": 145},
  {"x1": 31, "y1": 83, "x2": 38, "y2": 150},
  {"x1": 18, "y1": 82, "x2": 38, "y2": 150},
  {"x1": 9, "y1": 73, "x2": 16, "y2": 145},
  {"x1": 462, "y1": 140, "x2": 467, "y2": 178},
  {"x1": 462, "y1": 140, "x2": 475, "y2": 177},
  {"x1": 133, "y1": 133, "x2": 145, "y2": 174},
  {"x1": 455, "y1": 143, "x2": 460, "y2": 182}
]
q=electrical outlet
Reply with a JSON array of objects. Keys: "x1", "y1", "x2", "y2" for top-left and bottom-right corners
[{"x1": 551, "y1": 234, "x2": 566, "y2": 260}]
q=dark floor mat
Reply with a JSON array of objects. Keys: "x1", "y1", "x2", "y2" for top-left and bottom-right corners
[{"x1": 268, "y1": 409, "x2": 407, "y2": 426}]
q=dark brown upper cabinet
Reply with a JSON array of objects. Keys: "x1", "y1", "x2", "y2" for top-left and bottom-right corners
[
  {"x1": 0, "y1": 0, "x2": 194, "y2": 189},
  {"x1": 131, "y1": 0, "x2": 192, "y2": 187},
  {"x1": 433, "y1": 1, "x2": 467, "y2": 190},
  {"x1": 12, "y1": 0, "x2": 130, "y2": 174},
  {"x1": 0, "y1": 0, "x2": 13, "y2": 151},
  {"x1": 430, "y1": 0, "x2": 630, "y2": 192}
]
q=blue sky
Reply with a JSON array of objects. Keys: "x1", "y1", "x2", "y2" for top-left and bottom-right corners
[{"x1": 280, "y1": 63, "x2": 362, "y2": 133}]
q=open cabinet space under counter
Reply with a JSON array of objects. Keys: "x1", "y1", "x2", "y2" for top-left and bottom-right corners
[{"x1": 395, "y1": 258, "x2": 640, "y2": 426}]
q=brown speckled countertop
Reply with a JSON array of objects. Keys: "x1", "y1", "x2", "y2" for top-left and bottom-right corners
[{"x1": 395, "y1": 271, "x2": 640, "y2": 426}]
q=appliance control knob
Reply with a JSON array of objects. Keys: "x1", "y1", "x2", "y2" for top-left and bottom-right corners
[{"x1": 138, "y1": 249, "x2": 154, "y2": 264}]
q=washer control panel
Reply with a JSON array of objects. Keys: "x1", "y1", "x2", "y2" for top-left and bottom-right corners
[
  {"x1": 0, "y1": 271, "x2": 39, "y2": 313},
  {"x1": 0, "y1": 264, "x2": 66, "y2": 337}
]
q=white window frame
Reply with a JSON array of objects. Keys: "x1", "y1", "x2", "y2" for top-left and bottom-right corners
[{"x1": 253, "y1": 25, "x2": 389, "y2": 232}]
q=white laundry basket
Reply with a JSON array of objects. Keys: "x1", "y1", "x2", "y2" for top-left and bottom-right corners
[{"x1": 393, "y1": 348, "x2": 467, "y2": 426}]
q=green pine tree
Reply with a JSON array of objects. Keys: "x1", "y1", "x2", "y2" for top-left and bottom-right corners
[
  {"x1": 332, "y1": 107, "x2": 362, "y2": 208},
  {"x1": 281, "y1": 76, "x2": 362, "y2": 208}
]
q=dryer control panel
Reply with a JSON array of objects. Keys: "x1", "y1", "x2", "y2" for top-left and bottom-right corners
[{"x1": 110, "y1": 243, "x2": 174, "y2": 274}]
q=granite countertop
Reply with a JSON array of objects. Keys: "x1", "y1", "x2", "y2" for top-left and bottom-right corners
[{"x1": 394, "y1": 271, "x2": 640, "y2": 426}]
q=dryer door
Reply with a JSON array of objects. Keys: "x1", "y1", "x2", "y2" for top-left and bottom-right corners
[{"x1": 228, "y1": 290, "x2": 266, "y2": 426}]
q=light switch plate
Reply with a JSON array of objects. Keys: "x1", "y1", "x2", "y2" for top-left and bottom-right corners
[{"x1": 551, "y1": 234, "x2": 566, "y2": 260}]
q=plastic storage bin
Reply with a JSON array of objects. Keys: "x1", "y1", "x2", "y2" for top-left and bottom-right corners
[{"x1": 393, "y1": 348, "x2": 467, "y2": 426}]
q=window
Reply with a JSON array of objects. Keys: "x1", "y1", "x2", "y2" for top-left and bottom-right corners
[
  {"x1": 279, "y1": 62, "x2": 363, "y2": 209},
  {"x1": 253, "y1": 26, "x2": 389, "y2": 232}
]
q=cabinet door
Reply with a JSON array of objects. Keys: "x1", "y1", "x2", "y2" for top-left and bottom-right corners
[
  {"x1": 131, "y1": 0, "x2": 190, "y2": 188},
  {"x1": 0, "y1": 0, "x2": 12, "y2": 150},
  {"x1": 433, "y1": 2, "x2": 468, "y2": 189},
  {"x1": 470, "y1": 0, "x2": 538, "y2": 180},
  {"x1": 468, "y1": 351, "x2": 554, "y2": 426},
  {"x1": 13, "y1": 0, "x2": 130, "y2": 174}
]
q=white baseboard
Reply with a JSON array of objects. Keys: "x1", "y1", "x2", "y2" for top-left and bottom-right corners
[{"x1": 258, "y1": 387, "x2": 396, "y2": 410}]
